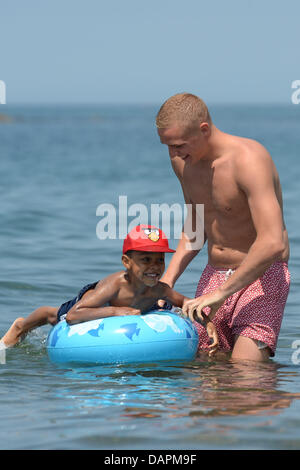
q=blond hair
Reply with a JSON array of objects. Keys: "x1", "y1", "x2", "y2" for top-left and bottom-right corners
[{"x1": 156, "y1": 93, "x2": 211, "y2": 129}]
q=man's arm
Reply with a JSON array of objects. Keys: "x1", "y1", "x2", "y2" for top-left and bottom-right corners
[
  {"x1": 160, "y1": 231, "x2": 202, "y2": 288},
  {"x1": 218, "y1": 145, "x2": 286, "y2": 297},
  {"x1": 183, "y1": 144, "x2": 287, "y2": 322},
  {"x1": 161, "y1": 174, "x2": 206, "y2": 287}
]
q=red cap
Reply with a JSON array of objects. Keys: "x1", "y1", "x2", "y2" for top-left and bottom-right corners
[{"x1": 123, "y1": 225, "x2": 175, "y2": 254}]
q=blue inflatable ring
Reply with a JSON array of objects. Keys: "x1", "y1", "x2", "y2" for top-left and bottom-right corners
[{"x1": 46, "y1": 310, "x2": 199, "y2": 365}]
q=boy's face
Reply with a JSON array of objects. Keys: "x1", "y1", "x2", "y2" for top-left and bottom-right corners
[{"x1": 122, "y1": 251, "x2": 165, "y2": 287}]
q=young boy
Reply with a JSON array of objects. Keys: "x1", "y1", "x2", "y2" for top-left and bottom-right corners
[{"x1": 1, "y1": 225, "x2": 219, "y2": 355}]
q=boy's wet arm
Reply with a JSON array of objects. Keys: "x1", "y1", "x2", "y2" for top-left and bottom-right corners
[
  {"x1": 66, "y1": 276, "x2": 122, "y2": 323},
  {"x1": 163, "y1": 284, "x2": 190, "y2": 307}
]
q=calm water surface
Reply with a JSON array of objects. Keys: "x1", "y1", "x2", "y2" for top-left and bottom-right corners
[{"x1": 0, "y1": 104, "x2": 300, "y2": 450}]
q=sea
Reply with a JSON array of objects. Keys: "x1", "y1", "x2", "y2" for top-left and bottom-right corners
[{"x1": 0, "y1": 103, "x2": 300, "y2": 451}]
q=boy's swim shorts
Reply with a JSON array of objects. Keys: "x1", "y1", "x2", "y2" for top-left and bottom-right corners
[
  {"x1": 57, "y1": 281, "x2": 99, "y2": 322},
  {"x1": 194, "y1": 261, "x2": 290, "y2": 356}
]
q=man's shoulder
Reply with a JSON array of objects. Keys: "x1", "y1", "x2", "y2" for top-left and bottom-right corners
[
  {"x1": 229, "y1": 135, "x2": 272, "y2": 168},
  {"x1": 227, "y1": 136, "x2": 276, "y2": 191}
]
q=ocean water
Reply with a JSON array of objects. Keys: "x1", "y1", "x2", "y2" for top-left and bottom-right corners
[{"x1": 0, "y1": 103, "x2": 300, "y2": 450}]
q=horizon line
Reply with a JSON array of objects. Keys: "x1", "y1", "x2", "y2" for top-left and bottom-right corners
[{"x1": 1, "y1": 101, "x2": 294, "y2": 107}]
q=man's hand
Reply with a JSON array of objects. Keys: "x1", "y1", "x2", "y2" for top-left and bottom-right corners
[
  {"x1": 206, "y1": 321, "x2": 219, "y2": 357},
  {"x1": 182, "y1": 293, "x2": 222, "y2": 357},
  {"x1": 182, "y1": 289, "x2": 226, "y2": 323}
]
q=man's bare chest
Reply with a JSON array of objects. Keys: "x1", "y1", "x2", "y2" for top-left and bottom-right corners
[{"x1": 182, "y1": 163, "x2": 247, "y2": 217}]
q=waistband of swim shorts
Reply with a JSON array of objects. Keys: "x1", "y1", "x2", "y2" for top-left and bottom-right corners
[
  {"x1": 206, "y1": 260, "x2": 288, "y2": 275},
  {"x1": 206, "y1": 264, "x2": 236, "y2": 274}
]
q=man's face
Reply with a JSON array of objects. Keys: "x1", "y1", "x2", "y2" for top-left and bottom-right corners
[{"x1": 157, "y1": 123, "x2": 210, "y2": 164}]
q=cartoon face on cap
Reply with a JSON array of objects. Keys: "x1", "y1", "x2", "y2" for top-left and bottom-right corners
[{"x1": 142, "y1": 228, "x2": 160, "y2": 242}]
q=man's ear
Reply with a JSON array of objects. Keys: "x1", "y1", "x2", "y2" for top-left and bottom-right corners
[{"x1": 199, "y1": 121, "x2": 211, "y2": 137}]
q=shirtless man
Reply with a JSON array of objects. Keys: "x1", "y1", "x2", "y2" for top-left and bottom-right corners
[{"x1": 156, "y1": 93, "x2": 290, "y2": 362}]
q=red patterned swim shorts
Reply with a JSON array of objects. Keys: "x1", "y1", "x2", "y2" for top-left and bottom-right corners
[{"x1": 194, "y1": 261, "x2": 290, "y2": 356}]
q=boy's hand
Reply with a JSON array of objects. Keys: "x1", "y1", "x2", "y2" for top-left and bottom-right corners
[{"x1": 114, "y1": 307, "x2": 141, "y2": 316}]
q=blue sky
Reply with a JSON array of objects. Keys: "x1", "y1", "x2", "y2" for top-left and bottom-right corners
[{"x1": 1, "y1": 0, "x2": 299, "y2": 104}]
